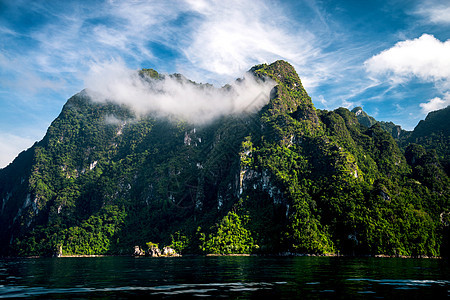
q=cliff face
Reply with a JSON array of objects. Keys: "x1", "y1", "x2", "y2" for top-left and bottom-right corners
[{"x1": 1, "y1": 61, "x2": 448, "y2": 257}]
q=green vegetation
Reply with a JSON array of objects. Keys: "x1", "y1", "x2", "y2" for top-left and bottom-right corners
[
  {"x1": 1, "y1": 61, "x2": 448, "y2": 258},
  {"x1": 139, "y1": 68, "x2": 160, "y2": 79},
  {"x1": 201, "y1": 211, "x2": 255, "y2": 254},
  {"x1": 169, "y1": 231, "x2": 189, "y2": 254},
  {"x1": 12, "y1": 205, "x2": 125, "y2": 256}
]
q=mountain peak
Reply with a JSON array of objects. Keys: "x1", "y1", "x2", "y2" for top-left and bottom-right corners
[
  {"x1": 351, "y1": 107, "x2": 376, "y2": 128},
  {"x1": 250, "y1": 61, "x2": 317, "y2": 124},
  {"x1": 250, "y1": 60, "x2": 302, "y2": 89},
  {"x1": 413, "y1": 105, "x2": 450, "y2": 135},
  {"x1": 351, "y1": 106, "x2": 408, "y2": 140}
]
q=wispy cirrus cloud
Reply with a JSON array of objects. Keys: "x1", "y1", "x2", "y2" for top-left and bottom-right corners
[
  {"x1": 1, "y1": 1, "x2": 187, "y2": 94},
  {"x1": 414, "y1": 1, "x2": 450, "y2": 25},
  {"x1": 2, "y1": 0, "x2": 327, "y2": 88},
  {"x1": 183, "y1": 0, "x2": 317, "y2": 76}
]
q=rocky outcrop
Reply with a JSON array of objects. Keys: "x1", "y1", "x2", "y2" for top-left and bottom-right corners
[
  {"x1": 133, "y1": 245, "x2": 180, "y2": 257},
  {"x1": 162, "y1": 246, "x2": 180, "y2": 257},
  {"x1": 133, "y1": 246, "x2": 145, "y2": 256},
  {"x1": 147, "y1": 244, "x2": 161, "y2": 257}
]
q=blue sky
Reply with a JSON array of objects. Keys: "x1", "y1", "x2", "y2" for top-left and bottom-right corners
[{"x1": 1, "y1": 0, "x2": 450, "y2": 168}]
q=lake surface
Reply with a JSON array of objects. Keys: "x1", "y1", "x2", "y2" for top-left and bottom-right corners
[{"x1": 0, "y1": 256, "x2": 448, "y2": 299}]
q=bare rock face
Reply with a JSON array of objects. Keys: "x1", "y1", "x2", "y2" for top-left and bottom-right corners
[
  {"x1": 148, "y1": 245, "x2": 161, "y2": 257},
  {"x1": 134, "y1": 245, "x2": 180, "y2": 257},
  {"x1": 162, "y1": 246, "x2": 180, "y2": 257},
  {"x1": 133, "y1": 246, "x2": 145, "y2": 256}
]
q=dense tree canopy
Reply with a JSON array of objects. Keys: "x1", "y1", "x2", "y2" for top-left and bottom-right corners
[{"x1": 0, "y1": 61, "x2": 448, "y2": 257}]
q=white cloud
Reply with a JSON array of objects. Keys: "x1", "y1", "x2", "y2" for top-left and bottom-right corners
[
  {"x1": 365, "y1": 34, "x2": 450, "y2": 113},
  {"x1": 0, "y1": 0, "x2": 333, "y2": 96},
  {"x1": 365, "y1": 34, "x2": 450, "y2": 83},
  {"x1": 0, "y1": 52, "x2": 66, "y2": 93},
  {"x1": 0, "y1": 133, "x2": 35, "y2": 169},
  {"x1": 424, "y1": 7, "x2": 450, "y2": 24},
  {"x1": 183, "y1": 0, "x2": 317, "y2": 77},
  {"x1": 4, "y1": 1, "x2": 185, "y2": 89},
  {"x1": 420, "y1": 93, "x2": 450, "y2": 113},
  {"x1": 84, "y1": 60, "x2": 275, "y2": 124},
  {"x1": 414, "y1": 2, "x2": 450, "y2": 24}
]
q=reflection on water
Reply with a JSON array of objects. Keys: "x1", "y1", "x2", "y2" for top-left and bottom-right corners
[
  {"x1": 0, "y1": 256, "x2": 448, "y2": 299},
  {"x1": 348, "y1": 278, "x2": 450, "y2": 291},
  {"x1": 0, "y1": 282, "x2": 286, "y2": 298}
]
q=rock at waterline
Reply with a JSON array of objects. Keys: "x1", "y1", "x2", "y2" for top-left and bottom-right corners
[
  {"x1": 148, "y1": 245, "x2": 161, "y2": 257},
  {"x1": 162, "y1": 246, "x2": 180, "y2": 257},
  {"x1": 133, "y1": 245, "x2": 180, "y2": 257},
  {"x1": 133, "y1": 246, "x2": 145, "y2": 256}
]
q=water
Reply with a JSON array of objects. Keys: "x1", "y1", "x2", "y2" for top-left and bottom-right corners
[{"x1": 0, "y1": 256, "x2": 448, "y2": 299}]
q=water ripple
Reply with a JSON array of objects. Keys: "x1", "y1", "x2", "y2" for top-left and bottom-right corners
[
  {"x1": 0, "y1": 282, "x2": 284, "y2": 298},
  {"x1": 347, "y1": 278, "x2": 450, "y2": 288}
]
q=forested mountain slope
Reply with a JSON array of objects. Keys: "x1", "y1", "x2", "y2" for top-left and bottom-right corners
[
  {"x1": 1, "y1": 61, "x2": 448, "y2": 257},
  {"x1": 351, "y1": 105, "x2": 450, "y2": 176}
]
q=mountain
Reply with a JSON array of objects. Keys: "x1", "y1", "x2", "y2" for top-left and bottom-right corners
[
  {"x1": 352, "y1": 105, "x2": 450, "y2": 175},
  {"x1": 1, "y1": 61, "x2": 448, "y2": 257},
  {"x1": 406, "y1": 105, "x2": 450, "y2": 175},
  {"x1": 351, "y1": 107, "x2": 409, "y2": 140}
]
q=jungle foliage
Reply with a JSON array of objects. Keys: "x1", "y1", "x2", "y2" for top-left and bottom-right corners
[{"x1": 0, "y1": 61, "x2": 448, "y2": 257}]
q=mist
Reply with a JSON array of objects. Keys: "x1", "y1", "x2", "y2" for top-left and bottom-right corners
[{"x1": 84, "y1": 61, "x2": 276, "y2": 124}]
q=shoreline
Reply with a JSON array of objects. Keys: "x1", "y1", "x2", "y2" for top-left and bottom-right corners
[{"x1": 1, "y1": 253, "x2": 443, "y2": 259}]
